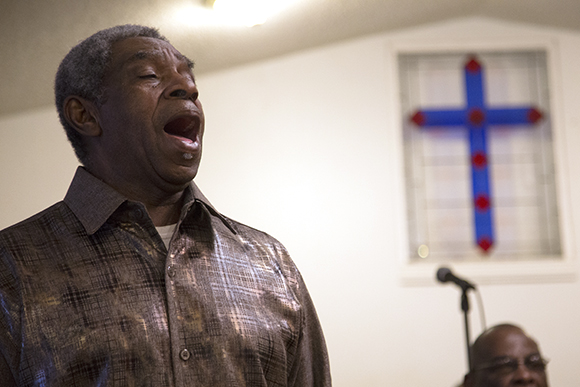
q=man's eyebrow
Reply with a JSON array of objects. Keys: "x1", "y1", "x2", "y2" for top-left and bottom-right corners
[
  {"x1": 125, "y1": 50, "x2": 158, "y2": 63},
  {"x1": 177, "y1": 52, "x2": 195, "y2": 70},
  {"x1": 125, "y1": 50, "x2": 194, "y2": 70}
]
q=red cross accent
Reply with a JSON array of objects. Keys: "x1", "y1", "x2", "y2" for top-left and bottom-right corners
[
  {"x1": 528, "y1": 108, "x2": 543, "y2": 123},
  {"x1": 478, "y1": 236, "x2": 493, "y2": 252},
  {"x1": 411, "y1": 111, "x2": 426, "y2": 126},
  {"x1": 472, "y1": 152, "x2": 487, "y2": 168},
  {"x1": 468, "y1": 108, "x2": 485, "y2": 126},
  {"x1": 475, "y1": 194, "x2": 490, "y2": 212},
  {"x1": 465, "y1": 57, "x2": 481, "y2": 73}
]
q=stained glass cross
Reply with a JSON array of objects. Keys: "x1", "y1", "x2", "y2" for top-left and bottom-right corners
[{"x1": 410, "y1": 56, "x2": 543, "y2": 253}]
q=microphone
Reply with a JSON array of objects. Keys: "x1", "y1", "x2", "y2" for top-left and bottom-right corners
[{"x1": 436, "y1": 267, "x2": 476, "y2": 290}]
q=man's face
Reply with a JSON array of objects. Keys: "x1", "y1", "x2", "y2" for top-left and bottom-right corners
[
  {"x1": 94, "y1": 36, "x2": 204, "y2": 194},
  {"x1": 468, "y1": 328, "x2": 548, "y2": 387}
]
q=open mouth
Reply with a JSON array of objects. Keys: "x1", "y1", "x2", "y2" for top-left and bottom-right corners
[{"x1": 163, "y1": 115, "x2": 199, "y2": 142}]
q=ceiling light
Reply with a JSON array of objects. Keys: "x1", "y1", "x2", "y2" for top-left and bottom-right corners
[
  {"x1": 210, "y1": 0, "x2": 301, "y2": 27},
  {"x1": 166, "y1": 0, "x2": 301, "y2": 29}
]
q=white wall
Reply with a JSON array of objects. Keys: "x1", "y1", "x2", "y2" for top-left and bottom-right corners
[
  {"x1": 1, "y1": 17, "x2": 579, "y2": 386},
  {"x1": 0, "y1": 108, "x2": 78, "y2": 226}
]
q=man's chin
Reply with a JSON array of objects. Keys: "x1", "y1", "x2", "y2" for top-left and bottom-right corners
[{"x1": 164, "y1": 165, "x2": 199, "y2": 187}]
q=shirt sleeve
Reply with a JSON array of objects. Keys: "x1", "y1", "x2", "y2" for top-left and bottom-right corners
[
  {"x1": 0, "y1": 352, "x2": 17, "y2": 387},
  {"x1": 287, "y1": 271, "x2": 332, "y2": 387},
  {"x1": 0, "y1": 246, "x2": 21, "y2": 385}
]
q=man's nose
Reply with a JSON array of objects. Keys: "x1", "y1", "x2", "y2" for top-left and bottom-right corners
[
  {"x1": 165, "y1": 74, "x2": 199, "y2": 102},
  {"x1": 511, "y1": 362, "x2": 535, "y2": 384}
]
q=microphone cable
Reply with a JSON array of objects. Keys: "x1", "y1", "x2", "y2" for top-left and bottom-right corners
[{"x1": 474, "y1": 287, "x2": 487, "y2": 332}]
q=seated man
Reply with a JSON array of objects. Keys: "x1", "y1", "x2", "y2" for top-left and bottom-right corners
[{"x1": 463, "y1": 323, "x2": 549, "y2": 387}]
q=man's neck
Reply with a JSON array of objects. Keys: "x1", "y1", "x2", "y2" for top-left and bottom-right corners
[
  {"x1": 146, "y1": 197, "x2": 184, "y2": 226},
  {"x1": 84, "y1": 164, "x2": 188, "y2": 227}
]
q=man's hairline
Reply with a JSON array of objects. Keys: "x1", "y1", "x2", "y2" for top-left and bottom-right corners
[{"x1": 111, "y1": 37, "x2": 195, "y2": 73}]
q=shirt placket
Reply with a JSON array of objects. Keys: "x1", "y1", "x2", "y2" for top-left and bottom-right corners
[{"x1": 164, "y1": 222, "x2": 201, "y2": 386}]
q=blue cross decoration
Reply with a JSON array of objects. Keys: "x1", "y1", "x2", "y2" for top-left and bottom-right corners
[{"x1": 410, "y1": 56, "x2": 543, "y2": 253}]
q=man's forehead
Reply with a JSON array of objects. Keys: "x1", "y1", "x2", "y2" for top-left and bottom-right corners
[
  {"x1": 481, "y1": 328, "x2": 540, "y2": 359},
  {"x1": 112, "y1": 37, "x2": 193, "y2": 69}
]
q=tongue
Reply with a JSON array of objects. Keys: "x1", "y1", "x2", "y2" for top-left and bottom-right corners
[{"x1": 164, "y1": 117, "x2": 192, "y2": 136}]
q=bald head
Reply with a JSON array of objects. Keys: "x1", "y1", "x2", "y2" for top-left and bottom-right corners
[{"x1": 464, "y1": 324, "x2": 548, "y2": 387}]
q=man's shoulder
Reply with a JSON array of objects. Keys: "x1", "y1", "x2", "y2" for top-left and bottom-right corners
[
  {"x1": 0, "y1": 201, "x2": 71, "y2": 244},
  {"x1": 218, "y1": 215, "x2": 303, "y2": 278},
  {"x1": 222, "y1": 215, "x2": 285, "y2": 248}
]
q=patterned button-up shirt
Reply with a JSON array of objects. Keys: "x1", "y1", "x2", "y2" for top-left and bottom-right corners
[{"x1": 0, "y1": 167, "x2": 330, "y2": 386}]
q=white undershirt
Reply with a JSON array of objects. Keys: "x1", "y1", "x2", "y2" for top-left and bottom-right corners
[{"x1": 155, "y1": 223, "x2": 178, "y2": 249}]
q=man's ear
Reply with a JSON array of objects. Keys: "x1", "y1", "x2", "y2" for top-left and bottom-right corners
[{"x1": 63, "y1": 96, "x2": 102, "y2": 137}]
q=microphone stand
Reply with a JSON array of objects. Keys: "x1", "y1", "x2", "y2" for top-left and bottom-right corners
[
  {"x1": 435, "y1": 266, "x2": 478, "y2": 372},
  {"x1": 460, "y1": 285, "x2": 473, "y2": 372}
]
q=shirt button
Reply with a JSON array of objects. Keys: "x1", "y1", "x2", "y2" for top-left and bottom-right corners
[
  {"x1": 180, "y1": 348, "x2": 191, "y2": 361},
  {"x1": 167, "y1": 265, "x2": 176, "y2": 278},
  {"x1": 135, "y1": 208, "x2": 146, "y2": 220}
]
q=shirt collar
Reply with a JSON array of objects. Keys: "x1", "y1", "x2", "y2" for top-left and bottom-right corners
[
  {"x1": 64, "y1": 167, "x2": 236, "y2": 235},
  {"x1": 182, "y1": 178, "x2": 238, "y2": 235}
]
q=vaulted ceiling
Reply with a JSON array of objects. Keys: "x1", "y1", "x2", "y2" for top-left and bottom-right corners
[{"x1": 1, "y1": 0, "x2": 579, "y2": 117}]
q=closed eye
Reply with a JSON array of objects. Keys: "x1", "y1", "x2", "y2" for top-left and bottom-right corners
[{"x1": 139, "y1": 74, "x2": 158, "y2": 79}]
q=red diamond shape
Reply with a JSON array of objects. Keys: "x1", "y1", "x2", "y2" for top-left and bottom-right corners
[
  {"x1": 411, "y1": 111, "x2": 425, "y2": 126},
  {"x1": 465, "y1": 57, "x2": 481, "y2": 73},
  {"x1": 475, "y1": 194, "x2": 490, "y2": 211},
  {"x1": 468, "y1": 108, "x2": 485, "y2": 126},
  {"x1": 478, "y1": 236, "x2": 493, "y2": 253},
  {"x1": 472, "y1": 152, "x2": 487, "y2": 168},
  {"x1": 528, "y1": 108, "x2": 543, "y2": 123}
]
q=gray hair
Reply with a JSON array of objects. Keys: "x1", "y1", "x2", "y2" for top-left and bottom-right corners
[{"x1": 54, "y1": 25, "x2": 168, "y2": 164}]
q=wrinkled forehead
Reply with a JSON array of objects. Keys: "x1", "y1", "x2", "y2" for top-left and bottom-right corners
[{"x1": 109, "y1": 36, "x2": 193, "y2": 72}]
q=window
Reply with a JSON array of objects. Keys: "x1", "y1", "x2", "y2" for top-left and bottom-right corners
[{"x1": 399, "y1": 51, "x2": 560, "y2": 263}]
